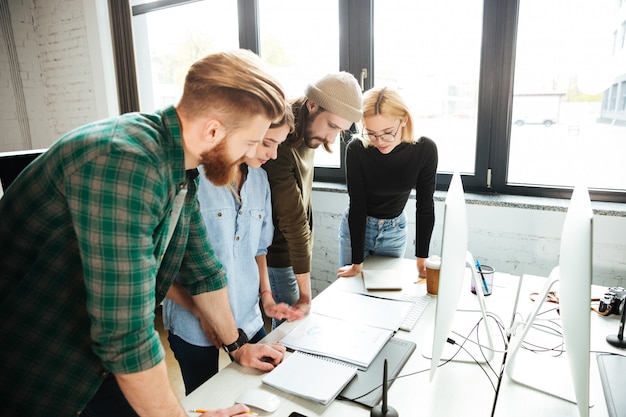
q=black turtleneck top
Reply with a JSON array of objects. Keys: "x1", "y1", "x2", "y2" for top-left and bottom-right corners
[{"x1": 345, "y1": 137, "x2": 438, "y2": 264}]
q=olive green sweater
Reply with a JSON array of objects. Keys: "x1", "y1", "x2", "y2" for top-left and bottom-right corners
[{"x1": 262, "y1": 138, "x2": 315, "y2": 274}]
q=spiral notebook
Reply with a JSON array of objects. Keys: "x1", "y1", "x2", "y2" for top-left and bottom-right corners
[
  {"x1": 279, "y1": 313, "x2": 393, "y2": 369},
  {"x1": 262, "y1": 350, "x2": 358, "y2": 405}
]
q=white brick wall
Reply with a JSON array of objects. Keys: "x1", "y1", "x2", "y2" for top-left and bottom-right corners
[
  {"x1": 311, "y1": 189, "x2": 626, "y2": 297},
  {"x1": 0, "y1": 0, "x2": 99, "y2": 152}
]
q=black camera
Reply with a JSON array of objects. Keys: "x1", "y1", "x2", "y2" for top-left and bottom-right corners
[{"x1": 599, "y1": 287, "x2": 626, "y2": 315}]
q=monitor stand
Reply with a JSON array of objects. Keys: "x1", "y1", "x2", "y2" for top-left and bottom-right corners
[
  {"x1": 422, "y1": 251, "x2": 496, "y2": 364},
  {"x1": 504, "y1": 269, "x2": 594, "y2": 408}
]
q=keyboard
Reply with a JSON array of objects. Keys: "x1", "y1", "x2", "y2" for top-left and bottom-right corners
[
  {"x1": 399, "y1": 293, "x2": 432, "y2": 331},
  {"x1": 597, "y1": 353, "x2": 626, "y2": 417}
]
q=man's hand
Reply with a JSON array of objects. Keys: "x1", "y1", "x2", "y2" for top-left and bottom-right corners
[
  {"x1": 264, "y1": 301, "x2": 305, "y2": 323},
  {"x1": 337, "y1": 263, "x2": 363, "y2": 278},
  {"x1": 229, "y1": 343, "x2": 286, "y2": 371},
  {"x1": 200, "y1": 403, "x2": 255, "y2": 416},
  {"x1": 291, "y1": 298, "x2": 311, "y2": 316}
]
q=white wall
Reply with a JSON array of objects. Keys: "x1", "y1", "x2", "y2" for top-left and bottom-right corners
[
  {"x1": 0, "y1": 0, "x2": 115, "y2": 152},
  {"x1": 310, "y1": 188, "x2": 626, "y2": 296}
]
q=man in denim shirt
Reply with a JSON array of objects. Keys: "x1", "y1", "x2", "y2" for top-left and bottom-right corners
[{"x1": 163, "y1": 108, "x2": 302, "y2": 395}]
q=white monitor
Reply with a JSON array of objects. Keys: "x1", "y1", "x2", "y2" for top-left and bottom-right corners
[
  {"x1": 427, "y1": 172, "x2": 494, "y2": 381},
  {"x1": 505, "y1": 184, "x2": 593, "y2": 417}
]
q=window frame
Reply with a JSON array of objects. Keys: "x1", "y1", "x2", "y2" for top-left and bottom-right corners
[{"x1": 127, "y1": 0, "x2": 626, "y2": 203}]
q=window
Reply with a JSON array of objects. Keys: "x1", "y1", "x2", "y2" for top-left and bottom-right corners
[
  {"x1": 123, "y1": 0, "x2": 626, "y2": 202},
  {"x1": 373, "y1": 0, "x2": 483, "y2": 175},
  {"x1": 131, "y1": 0, "x2": 239, "y2": 112},
  {"x1": 257, "y1": 0, "x2": 341, "y2": 168},
  {"x1": 508, "y1": 0, "x2": 626, "y2": 192}
]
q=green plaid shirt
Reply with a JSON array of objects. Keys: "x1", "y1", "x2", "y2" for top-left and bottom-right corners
[{"x1": 0, "y1": 106, "x2": 227, "y2": 415}]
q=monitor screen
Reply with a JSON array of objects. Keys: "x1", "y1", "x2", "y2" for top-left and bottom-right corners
[
  {"x1": 0, "y1": 149, "x2": 45, "y2": 195},
  {"x1": 429, "y1": 172, "x2": 469, "y2": 379}
]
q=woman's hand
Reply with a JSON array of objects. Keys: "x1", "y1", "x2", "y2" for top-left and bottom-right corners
[
  {"x1": 417, "y1": 257, "x2": 427, "y2": 278},
  {"x1": 337, "y1": 263, "x2": 363, "y2": 278}
]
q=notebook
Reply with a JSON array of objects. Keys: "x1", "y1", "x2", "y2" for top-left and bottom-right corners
[
  {"x1": 339, "y1": 336, "x2": 416, "y2": 408},
  {"x1": 597, "y1": 353, "x2": 626, "y2": 417},
  {"x1": 262, "y1": 350, "x2": 358, "y2": 405},
  {"x1": 313, "y1": 290, "x2": 414, "y2": 331},
  {"x1": 361, "y1": 269, "x2": 404, "y2": 290},
  {"x1": 279, "y1": 313, "x2": 393, "y2": 369}
]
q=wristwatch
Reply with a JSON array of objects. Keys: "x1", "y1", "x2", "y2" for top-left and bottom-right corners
[{"x1": 223, "y1": 328, "x2": 248, "y2": 354}]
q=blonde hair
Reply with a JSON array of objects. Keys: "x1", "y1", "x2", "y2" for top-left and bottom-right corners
[
  {"x1": 359, "y1": 87, "x2": 416, "y2": 146},
  {"x1": 177, "y1": 49, "x2": 286, "y2": 130}
]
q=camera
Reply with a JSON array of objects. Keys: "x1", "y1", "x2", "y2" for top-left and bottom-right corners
[{"x1": 599, "y1": 287, "x2": 626, "y2": 315}]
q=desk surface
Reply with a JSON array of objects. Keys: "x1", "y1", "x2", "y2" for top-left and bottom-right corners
[
  {"x1": 493, "y1": 274, "x2": 625, "y2": 417},
  {"x1": 182, "y1": 256, "x2": 520, "y2": 417}
]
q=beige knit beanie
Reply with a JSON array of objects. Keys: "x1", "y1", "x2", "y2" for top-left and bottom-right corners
[{"x1": 305, "y1": 72, "x2": 363, "y2": 123}]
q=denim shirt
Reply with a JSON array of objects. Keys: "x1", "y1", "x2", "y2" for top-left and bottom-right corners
[{"x1": 163, "y1": 166, "x2": 274, "y2": 345}]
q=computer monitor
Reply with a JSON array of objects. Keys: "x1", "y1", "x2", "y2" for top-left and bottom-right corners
[
  {"x1": 0, "y1": 149, "x2": 45, "y2": 196},
  {"x1": 427, "y1": 172, "x2": 495, "y2": 381},
  {"x1": 505, "y1": 183, "x2": 593, "y2": 417}
]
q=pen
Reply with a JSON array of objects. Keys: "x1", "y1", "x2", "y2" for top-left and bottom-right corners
[
  {"x1": 188, "y1": 411, "x2": 258, "y2": 416},
  {"x1": 475, "y1": 259, "x2": 489, "y2": 293}
]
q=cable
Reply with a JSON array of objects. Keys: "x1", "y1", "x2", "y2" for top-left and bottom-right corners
[
  {"x1": 346, "y1": 319, "x2": 503, "y2": 402},
  {"x1": 448, "y1": 337, "x2": 497, "y2": 392}
]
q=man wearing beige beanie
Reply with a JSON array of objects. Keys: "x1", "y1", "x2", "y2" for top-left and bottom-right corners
[{"x1": 262, "y1": 72, "x2": 362, "y2": 327}]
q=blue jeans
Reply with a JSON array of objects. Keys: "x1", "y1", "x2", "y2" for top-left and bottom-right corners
[
  {"x1": 268, "y1": 266, "x2": 300, "y2": 329},
  {"x1": 82, "y1": 373, "x2": 139, "y2": 417},
  {"x1": 339, "y1": 209, "x2": 408, "y2": 267},
  {"x1": 168, "y1": 328, "x2": 266, "y2": 395}
]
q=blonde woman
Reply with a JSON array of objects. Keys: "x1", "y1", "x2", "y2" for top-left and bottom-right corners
[{"x1": 337, "y1": 87, "x2": 438, "y2": 279}]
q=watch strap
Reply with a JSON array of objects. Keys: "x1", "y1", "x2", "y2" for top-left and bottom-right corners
[{"x1": 223, "y1": 328, "x2": 248, "y2": 353}]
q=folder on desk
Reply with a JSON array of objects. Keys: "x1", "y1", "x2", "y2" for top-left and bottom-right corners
[
  {"x1": 262, "y1": 350, "x2": 357, "y2": 405},
  {"x1": 362, "y1": 269, "x2": 404, "y2": 290}
]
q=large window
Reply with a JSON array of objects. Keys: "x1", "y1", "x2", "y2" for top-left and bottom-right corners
[
  {"x1": 373, "y1": 0, "x2": 483, "y2": 176},
  {"x1": 509, "y1": 0, "x2": 625, "y2": 192},
  {"x1": 257, "y1": 0, "x2": 341, "y2": 168},
  {"x1": 126, "y1": 0, "x2": 626, "y2": 202}
]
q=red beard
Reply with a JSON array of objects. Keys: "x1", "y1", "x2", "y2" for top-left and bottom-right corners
[{"x1": 200, "y1": 139, "x2": 240, "y2": 186}]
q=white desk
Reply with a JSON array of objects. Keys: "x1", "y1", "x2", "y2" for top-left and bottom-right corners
[
  {"x1": 182, "y1": 256, "x2": 520, "y2": 417},
  {"x1": 493, "y1": 274, "x2": 625, "y2": 417}
]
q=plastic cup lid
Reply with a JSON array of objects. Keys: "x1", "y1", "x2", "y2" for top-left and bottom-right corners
[{"x1": 425, "y1": 255, "x2": 441, "y2": 269}]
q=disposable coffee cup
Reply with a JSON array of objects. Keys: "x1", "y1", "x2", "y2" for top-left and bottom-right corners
[
  {"x1": 425, "y1": 255, "x2": 441, "y2": 295},
  {"x1": 471, "y1": 264, "x2": 495, "y2": 296}
]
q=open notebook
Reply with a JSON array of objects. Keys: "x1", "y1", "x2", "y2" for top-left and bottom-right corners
[
  {"x1": 279, "y1": 313, "x2": 393, "y2": 369},
  {"x1": 262, "y1": 350, "x2": 357, "y2": 405}
]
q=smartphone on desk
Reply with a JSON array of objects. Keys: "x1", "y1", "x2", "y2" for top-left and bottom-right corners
[{"x1": 289, "y1": 412, "x2": 308, "y2": 417}]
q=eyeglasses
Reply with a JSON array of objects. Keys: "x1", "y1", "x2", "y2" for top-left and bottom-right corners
[{"x1": 361, "y1": 121, "x2": 402, "y2": 143}]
